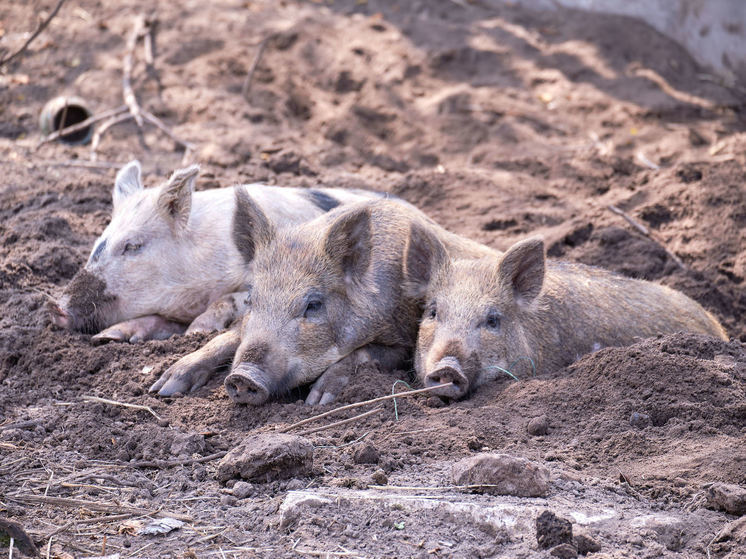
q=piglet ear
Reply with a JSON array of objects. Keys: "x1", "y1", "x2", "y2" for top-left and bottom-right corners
[
  {"x1": 324, "y1": 205, "x2": 372, "y2": 286},
  {"x1": 113, "y1": 160, "x2": 143, "y2": 206},
  {"x1": 497, "y1": 237, "x2": 545, "y2": 305},
  {"x1": 233, "y1": 186, "x2": 276, "y2": 263},
  {"x1": 157, "y1": 164, "x2": 199, "y2": 231},
  {"x1": 402, "y1": 222, "x2": 449, "y2": 299}
]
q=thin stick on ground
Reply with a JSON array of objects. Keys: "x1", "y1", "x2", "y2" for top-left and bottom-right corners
[
  {"x1": 8, "y1": 495, "x2": 191, "y2": 521},
  {"x1": 607, "y1": 205, "x2": 685, "y2": 268},
  {"x1": 300, "y1": 407, "x2": 383, "y2": 436},
  {"x1": 141, "y1": 109, "x2": 195, "y2": 150},
  {"x1": 38, "y1": 159, "x2": 125, "y2": 170},
  {"x1": 37, "y1": 105, "x2": 128, "y2": 147},
  {"x1": 282, "y1": 383, "x2": 453, "y2": 433},
  {"x1": 90, "y1": 113, "x2": 135, "y2": 160},
  {"x1": 80, "y1": 395, "x2": 162, "y2": 422},
  {"x1": 123, "y1": 14, "x2": 146, "y2": 127},
  {"x1": 241, "y1": 36, "x2": 271, "y2": 100},
  {"x1": 0, "y1": 0, "x2": 68, "y2": 67},
  {"x1": 129, "y1": 450, "x2": 228, "y2": 469}
]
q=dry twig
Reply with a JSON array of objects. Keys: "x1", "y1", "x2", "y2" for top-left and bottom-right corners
[
  {"x1": 242, "y1": 36, "x2": 271, "y2": 100},
  {"x1": 80, "y1": 395, "x2": 162, "y2": 421},
  {"x1": 129, "y1": 450, "x2": 228, "y2": 469},
  {"x1": 141, "y1": 109, "x2": 195, "y2": 150},
  {"x1": 90, "y1": 113, "x2": 134, "y2": 159},
  {"x1": 0, "y1": 0, "x2": 68, "y2": 67},
  {"x1": 607, "y1": 205, "x2": 684, "y2": 268},
  {"x1": 8, "y1": 494, "x2": 191, "y2": 521},
  {"x1": 300, "y1": 407, "x2": 383, "y2": 436},
  {"x1": 123, "y1": 14, "x2": 146, "y2": 126},
  {"x1": 282, "y1": 383, "x2": 453, "y2": 433}
]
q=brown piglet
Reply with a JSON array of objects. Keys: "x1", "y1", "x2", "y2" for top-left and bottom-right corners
[
  {"x1": 415, "y1": 237, "x2": 728, "y2": 400},
  {"x1": 222, "y1": 195, "x2": 493, "y2": 405}
]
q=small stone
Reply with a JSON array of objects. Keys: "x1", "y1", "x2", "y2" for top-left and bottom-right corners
[
  {"x1": 278, "y1": 493, "x2": 331, "y2": 529},
  {"x1": 231, "y1": 481, "x2": 254, "y2": 499},
  {"x1": 286, "y1": 478, "x2": 305, "y2": 491},
  {"x1": 629, "y1": 412, "x2": 651, "y2": 429},
  {"x1": 630, "y1": 514, "x2": 686, "y2": 551},
  {"x1": 353, "y1": 443, "x2": 380, "y2": 465},
  {"x1": 452, "y1": 453, "x2": 550, "y2": 497},
  {"x1": 550, "y1": 543, "x2": 578, "y2": 559},
  {"x1": 220, "y1": 494, "x2": 237, "y2": 506},
  {"x1": 536, "y1": 510, "x2": 573, "y2": 549},
  {"x1": 574, "y1": 533, "x2": 601, "y2": 555},
  {"x1": 425, "y1": 396, "x2": 446, "y2": 408},
  {"x1": 371, "y1": 469, "x2": 388, "y2": 485},
  {"x1": 466, "y1": 437, "x2": 482, "y2": 451},
  {"x1": 705, "y1": 483, "x2": 746, "y2": 516},
  {"x1": 527, "y1": 415, "x2": 549, "y2": 436},
  {"x1": 216, "y1": 433, "x2": 313, "y2": 483}
]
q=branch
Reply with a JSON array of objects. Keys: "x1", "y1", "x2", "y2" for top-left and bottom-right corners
[{"x1": 0, "y1": 0, "x2": 68, "y2": 67}]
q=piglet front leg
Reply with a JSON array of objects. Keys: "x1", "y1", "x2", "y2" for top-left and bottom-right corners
[
  {"x1": 149, "y1": 327, "x2": 241, "y2": 396},
  {"x1": 185, "y1": 292, "x2": 249, "y2": 335},
  {"x1": 305, "y1": 344, "x2": 410, "y2": 405},
  {"x1": 91, "y1": 315, "x2": 186, "y2": 345}
]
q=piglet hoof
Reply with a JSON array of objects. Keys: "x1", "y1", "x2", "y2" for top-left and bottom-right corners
[
  {"x1": 224, "y1": 366, "x2": 271, "y2": 405},
  {"x1": 91, "y1": 327, "x2": 127, "y2": 345},
  {"x1": 305, "y1": 366, "x2": 350, "y2": 406},
  {"x1": 150, "y1": 361, "x2": 212, "y2": 397}
]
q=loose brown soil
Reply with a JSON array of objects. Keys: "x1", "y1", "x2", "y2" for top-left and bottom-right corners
[{"x1": 1, "y1": 1, "x2": 745, "y2": 557}]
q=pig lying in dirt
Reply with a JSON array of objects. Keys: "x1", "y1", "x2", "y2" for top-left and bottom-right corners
[
  {"x1": 51, "y1": 160, "x2": 384, "y2": 343},
  {"x1": 415, "y1": 237, "x2": 729, "y2": 400},
  {"x1": 151, "y1": 195, "x2": 493, "y2": 402}
]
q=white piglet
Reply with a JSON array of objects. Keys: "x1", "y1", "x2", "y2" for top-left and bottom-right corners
[{"x1": 51, "y1": 160, "x2": 386, "y2": 345}]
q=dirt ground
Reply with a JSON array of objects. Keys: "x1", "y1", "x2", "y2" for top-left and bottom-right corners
[{"x1": 1, "y1": 0, "x2": 745, "y2": 557}]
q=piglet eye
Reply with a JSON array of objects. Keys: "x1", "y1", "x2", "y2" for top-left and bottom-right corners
[
  {"x1": 304, "y1": 299, "x2": 324, "y2": 318},
  {"x1": 123, "y1": 242, "x2": 143, "y2": 255},
  {"x1": 427, "y1": 302, "x2": 437, "y2": 320},
  {"x1": 485, "y1": 310, "x2": 501, "y2": 330}
]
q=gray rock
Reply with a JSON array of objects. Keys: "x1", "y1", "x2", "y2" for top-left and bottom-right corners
[
  {"x1": 573, "y1": 532, "x2": 601, "y2": 555},
  {"x1": 231, "y1": 481, "x2": 255, "y2": 499},
  {"x1": 706, "y1": 482, "x2": 746, "y2": 516},
  {"x1": 550, "y1": 543, "x2": 578, "y2": 559},
  {"x1": 353, "y1": 443, "x2": 380, "y2": 464},
  {"x1": 629, "y1": 412, "x2": 651, "y2": 429},
  {"x1": 536, "y1": 510, "x2": 573, "y2": 549},
  {"x1": 630, "y1": 514, "x2": 686, "y2": 551},
  {"x1": 217, "y1": 433, "x2": 313, "y2": 483},
  {"x1": 279, "y1": 492, "x2": 331, "y2": 529},
  {"x1": 527, "y1": 415, "x2": 549, "y2": 436},
  {"x1": 371, "y1": 469, "x2": 388, "y2": 485},
  {"x1": 452, "y1": 453, "x2": 550, "y2": 497}
]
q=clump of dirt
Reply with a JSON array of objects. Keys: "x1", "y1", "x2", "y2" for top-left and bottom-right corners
[{"x1": 1, "y1": 0, "x2": 745, "y2": 557}]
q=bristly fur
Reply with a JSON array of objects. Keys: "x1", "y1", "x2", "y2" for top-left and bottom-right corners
[
  {"x1": 415, "y1": 237, "x2": 728, "y2": 399},
  {"x1": 231, "y1": 197, "x2": 495, "y2": 401}
]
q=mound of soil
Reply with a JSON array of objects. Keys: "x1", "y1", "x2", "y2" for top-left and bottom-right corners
[{"x1": 1, "y1": 0, "x2": 745, "y2": 557}]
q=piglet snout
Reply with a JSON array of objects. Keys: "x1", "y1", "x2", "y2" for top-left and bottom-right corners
[
  {"x1": 425, "y1": 356, "x2": 469, "y2": 399},
  {"x1": 224, "y1": 364, "x2": 272, "y2": 405},
  {"x1": 48, "y1": 300, "x2": 72, "y2": 329}
]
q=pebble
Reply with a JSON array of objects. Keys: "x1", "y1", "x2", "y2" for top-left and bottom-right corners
[
  {"x1": 217, "y1": 433, "x2": 313, "y2": 483},
  {"x1": 705, "y1": 482, "x2": 746, "y2": 516},
  {"x1": 452, "y1": 453, "x2": 550, "y2": 497},
  {"x1": 550, "y1": 543, "x2": 578, "y2": 559},
  {"x1": 536, "y1": 510, "x2": 573, "y2": 549},
  {"x1": 527, "y1": 415, "x2": 549, "y2": 436},
  {"x1": 353, "y1": 443, "x2": 380, "y2": 465},
  {"x1": 629, "y1": 412, "x2": 651, "y2": 428}
]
